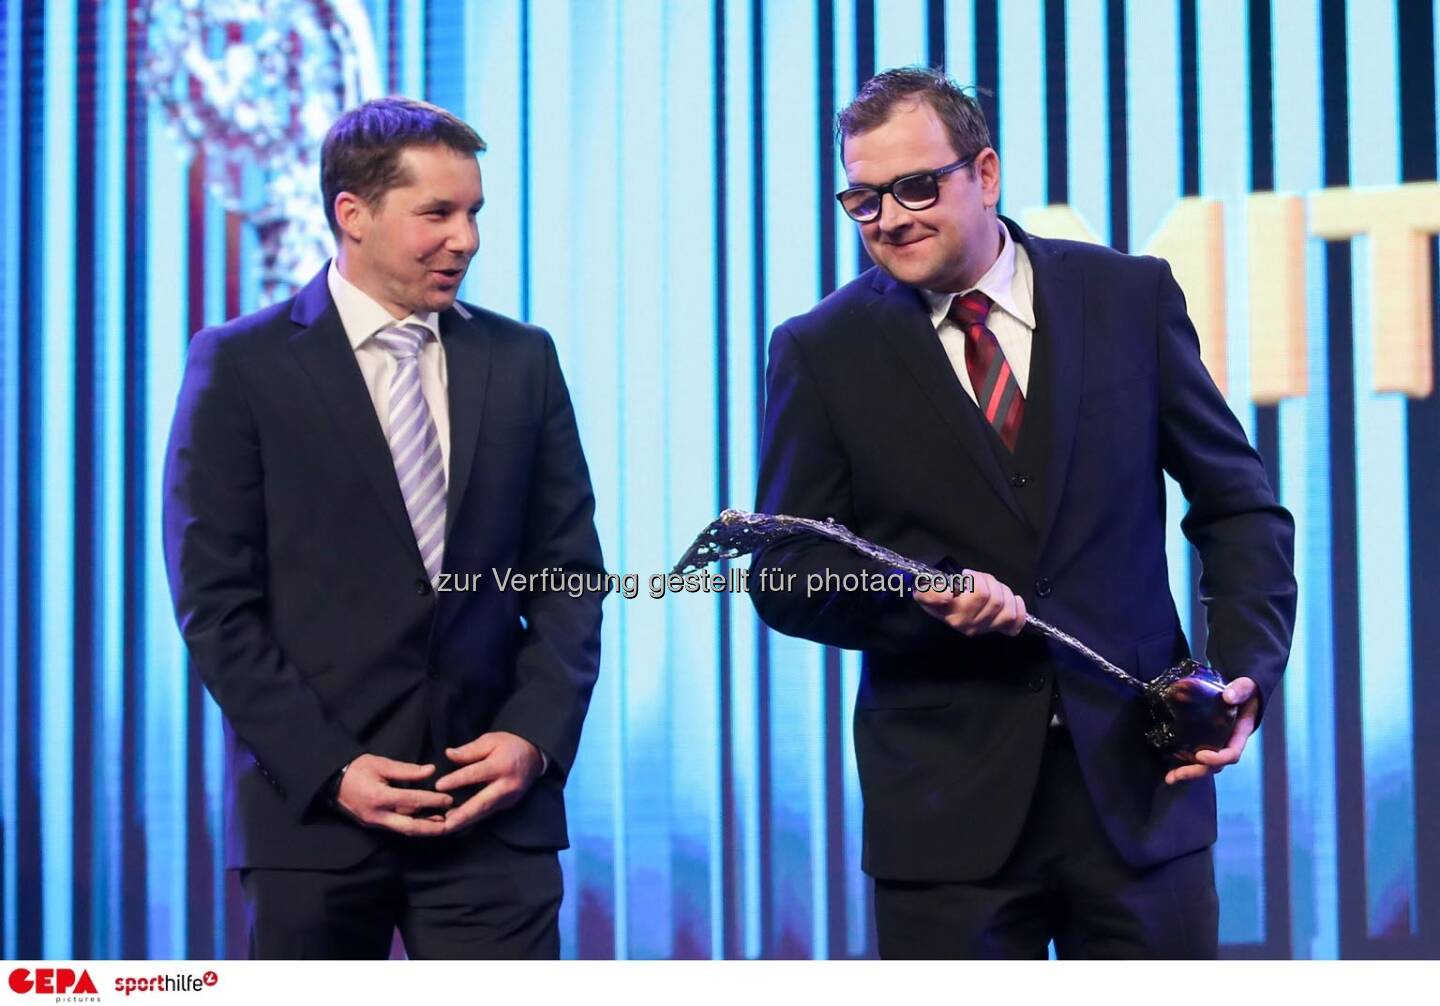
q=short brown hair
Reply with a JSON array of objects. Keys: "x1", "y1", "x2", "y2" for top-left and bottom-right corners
[
  {"x1": 320, "y1": 97, "x2": 486, "y2": 235},
  {"x1": 837, "y1": 66, "x2": 991, "y2": 162}
]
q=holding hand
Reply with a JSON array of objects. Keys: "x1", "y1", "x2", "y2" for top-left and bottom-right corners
[
  {"x1": 334, "y1": 754, "x2": 453, "y2": 836},
  {"x1": 913, "y1": 569, "x2": 1027, "y2": 637},
  {"x1": 1164, "y1": 677, "x2": 1261, "y2": 786},
  {"x1": 434, "y1": 731, "x2": 545, "y2": 834}
]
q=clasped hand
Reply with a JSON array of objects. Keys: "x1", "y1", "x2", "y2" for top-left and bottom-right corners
[{"x1": 334, "y1": 731, "x2": 544, "y2": 837}]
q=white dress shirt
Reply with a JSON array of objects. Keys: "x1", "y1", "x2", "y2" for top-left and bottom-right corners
[
  {"x1": 921, "y1": 222, "x2": 1037, "y2": 404},
  {"x1": 327, "y1": 259, "x2": 451, "y2": 482}
]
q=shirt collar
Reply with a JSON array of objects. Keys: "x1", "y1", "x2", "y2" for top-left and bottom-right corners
[
  {"x1": 921, "y1": 221, "x2": 1036, "y2": 330},
  {"x1": 326, "y1": 258, "x2": 442, "y2": 351}
]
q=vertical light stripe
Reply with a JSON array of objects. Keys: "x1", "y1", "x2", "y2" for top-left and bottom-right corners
[
  {"x1": 465, "y1": 0, "x2": 523, "y2": 317},
  {"x1": 527, "y1": 0, "x2": 619, "y2": 959},
  {"x1": 143, "y1": 114, "x2": 190, "y2": 959},
  {"x1": 190, "y1": 198, "x2": 233, "y2": 963},
  {"x1": 204, "y1": 200, "x2": 226, "y2": 327},
  {"x1": 1288, "y1": 238, "x2": 1338, "y2": 958},
  {"x1": 1273, "y1": 0, "x2": 1336, "y2": 959},
  {"x1": 762, "y1": 0, "x2": 826, "y2": 958},
  {"x1": 660, "y1": 0, "x2": 723, "y2": 960},
  {"x1": 1199, "y1": 1, "x2": 1253, "y2": 433},
  {"x1": 833, "y1": 0, "x2": 867, "y2": 959},
  {"x1": 200, "y1": 186, "x2": 227, "y2": 951},
  {"x1": 399, "y1": 0, "x2": 424, "y2": 95},
  {"x1": 0, "y1": 0, "x2": 22, "y2": 959},
  {"x1": 722, "y1": 0, "x2": 763, "y2": 958},
  {"x1": 1065, "y1": 0, "x2": 1109, "y2": 241},
  {"x1": 1125, "y1": 0, "x2": 1181, "y2": 244},
  {"x1": 944, "y1": 0, "x2": 977, "y2": 83},
  {"x1": 525, "y1": 0, "x2": 575, "y2": 340},
  {"x1": 1347, "y1": 0, "x2": 1416, "y2": 939},
  {"x1": 997, "y1": 0, "x2": 1045, "y2": 218},
  {"x1": 552, "y1": 61, "x2": 577, "y2": 934},
  {"x1": 238, "y1": 171, "x2": 263, "y2": 314},
  {"x1": 40, "y1": 0, "x2": 77, "y2": 958},
  {"x1": 366, "y1": 0, "x2": 391, "y2": 90},
  {"x1": 1198, "y1": 0, "x2": 1266, "y2": 947},
  {"x1": 94, "y1": 0, "x2": 128, "y2": 956},
  {"x1": 841, "y1": 648, "x2": 864, "y2": 956},
  {"x1": 1125, "y1": 0, "x2": 1190, "y2": 640},
  {"x1": 874, "y1": 0, "x2": 928, "y2": 70},
  {"x1": 420, "y1": 0, "x2": 462, "y2": 111},
  {"x1": 834, "y1": 0, "x2": 859, "y2": 287},
  {"x1": 613, "y1": 0, "x2": 673, "y2": 960}
]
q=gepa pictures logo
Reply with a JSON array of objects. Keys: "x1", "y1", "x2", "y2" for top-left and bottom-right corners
[{"x1": 8, "y1": 966, "x2": 99, "y2": 995}]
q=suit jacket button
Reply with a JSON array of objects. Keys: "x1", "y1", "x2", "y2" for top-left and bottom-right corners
[
  {"x1": 1029, "y1": 674, "x2": 1046, "y2": 692},
  {"x1": 416, "y1": 578, "x2": 432, "y2": 596},
  {"x1": 1034, "y1": 577, "x2": 1052, "y2": 597},
  {"x1": 1010, "y1": 473, "x2": 1028, "y2": 488}
]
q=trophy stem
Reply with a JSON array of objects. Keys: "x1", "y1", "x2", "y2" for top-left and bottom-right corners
[
  {"x1": 673, "y1": 508, "x2": 1147, "y2": 691},
  {"x1": 1019, "y1": 616, "x2": 1142, "y2": 691}
]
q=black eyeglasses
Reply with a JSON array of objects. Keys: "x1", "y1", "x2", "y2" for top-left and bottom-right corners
[{"x1": 835, "y1": 155, "x2": 976, "y2": 222}]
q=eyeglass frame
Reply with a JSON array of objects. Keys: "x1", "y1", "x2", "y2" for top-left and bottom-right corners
[{"x1": 834, "y1": 154, "x2": 980, "y2": 222}]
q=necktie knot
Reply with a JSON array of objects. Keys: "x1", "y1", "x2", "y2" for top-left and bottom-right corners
[
  {"x1": 374, "y1": 323, "x2": 429, "y2": 362},
  {"x1": 948, "y1": 290, "x2": 993, "y2": 330}
]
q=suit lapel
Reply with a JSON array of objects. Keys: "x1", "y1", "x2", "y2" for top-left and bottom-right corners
[
  {"x1": 287, "y1": 268, "x2": 422, "y2": 561},
  {"x1": 439, "y1": 304, "x2": 493, "y2": 534},
  {"x1": 1010, "y1": 223, "x2": 1086, "y2": 550},
  {"x1": 866, "y1": 266, "x2": 1028, "y2": 526}
]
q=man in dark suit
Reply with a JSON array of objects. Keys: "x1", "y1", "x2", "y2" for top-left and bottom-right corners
[
  {"x1": 163, "y1": 98, "x2": 605, "y2": 958},
  {"x1": 750, "y1": 68, "x2": 1295, "y2": 958}
]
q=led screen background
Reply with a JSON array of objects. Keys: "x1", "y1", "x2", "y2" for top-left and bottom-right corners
[{"x1": 1, "y1": 0, "x2": 1437, "y2": 959}]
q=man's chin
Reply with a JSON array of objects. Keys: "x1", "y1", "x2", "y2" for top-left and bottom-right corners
[
  {"x1": 876, "y1": 257, "x2": 943, "y2": 289},
  {"x1": 422, "y1": 291, "x2": 460, "y2": 313}
]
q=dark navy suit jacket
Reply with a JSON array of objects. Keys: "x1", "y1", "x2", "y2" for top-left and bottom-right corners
[
  {"x1": 751, "y1": 219, "x2": 1296, "y2": 882},
  {"x1": 163, "y1": 267, "x2": 605, "y2": 870}
]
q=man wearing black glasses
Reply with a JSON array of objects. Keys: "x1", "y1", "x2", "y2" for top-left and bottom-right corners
[{"x1": 750, "y1": 67, "x2": 1295, "y2": 958}]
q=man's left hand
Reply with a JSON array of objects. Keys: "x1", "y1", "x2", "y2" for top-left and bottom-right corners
[
  {"x1": 433, "y1": 731, "x2": 545, "y2": 832},
  {"x1": 1164, "y1": 677, "x2": 1261, "y2": 786}
]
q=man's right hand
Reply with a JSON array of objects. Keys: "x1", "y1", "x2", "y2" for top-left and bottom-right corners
[
  {"x1": 913, "y1": 569, "x2": 1028, "y2": 637},
  {"x1": 333, "y1": 754, "x2": 453, "y2": 837}
]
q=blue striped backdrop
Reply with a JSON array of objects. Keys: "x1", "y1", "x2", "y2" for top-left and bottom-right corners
[{"x1": 1, "y1": 0, "x2": 1437, "y2": 959}]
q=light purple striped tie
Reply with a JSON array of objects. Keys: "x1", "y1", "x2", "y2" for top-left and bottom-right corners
[{"x1": 374, "y1": 323, "x2": 446, "y2": 583}]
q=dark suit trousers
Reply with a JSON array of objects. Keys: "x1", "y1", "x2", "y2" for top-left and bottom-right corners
[
  {"x1": 874, "y1": 727, "x2": 1219, "y2": 959},
  {"x1": 239, "y1": 828, "x2": 562, "y2": 959}
]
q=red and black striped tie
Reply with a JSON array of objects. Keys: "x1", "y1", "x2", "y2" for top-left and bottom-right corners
[{"x1": 949, "y1": 291, "x2": 1024, "y2": 451}]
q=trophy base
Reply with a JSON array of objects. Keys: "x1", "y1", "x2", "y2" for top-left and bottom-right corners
[{"x1": 1142, "y1": 659, "x2": 1238, "y2": 761}]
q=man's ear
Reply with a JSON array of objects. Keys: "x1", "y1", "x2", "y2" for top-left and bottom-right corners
[
  {"x1": 333, "y1": 191, "x2": 369, "y2": 243},
  {"x1": 976, "y1": 148, "x2": 1002, "y2": 209}
]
